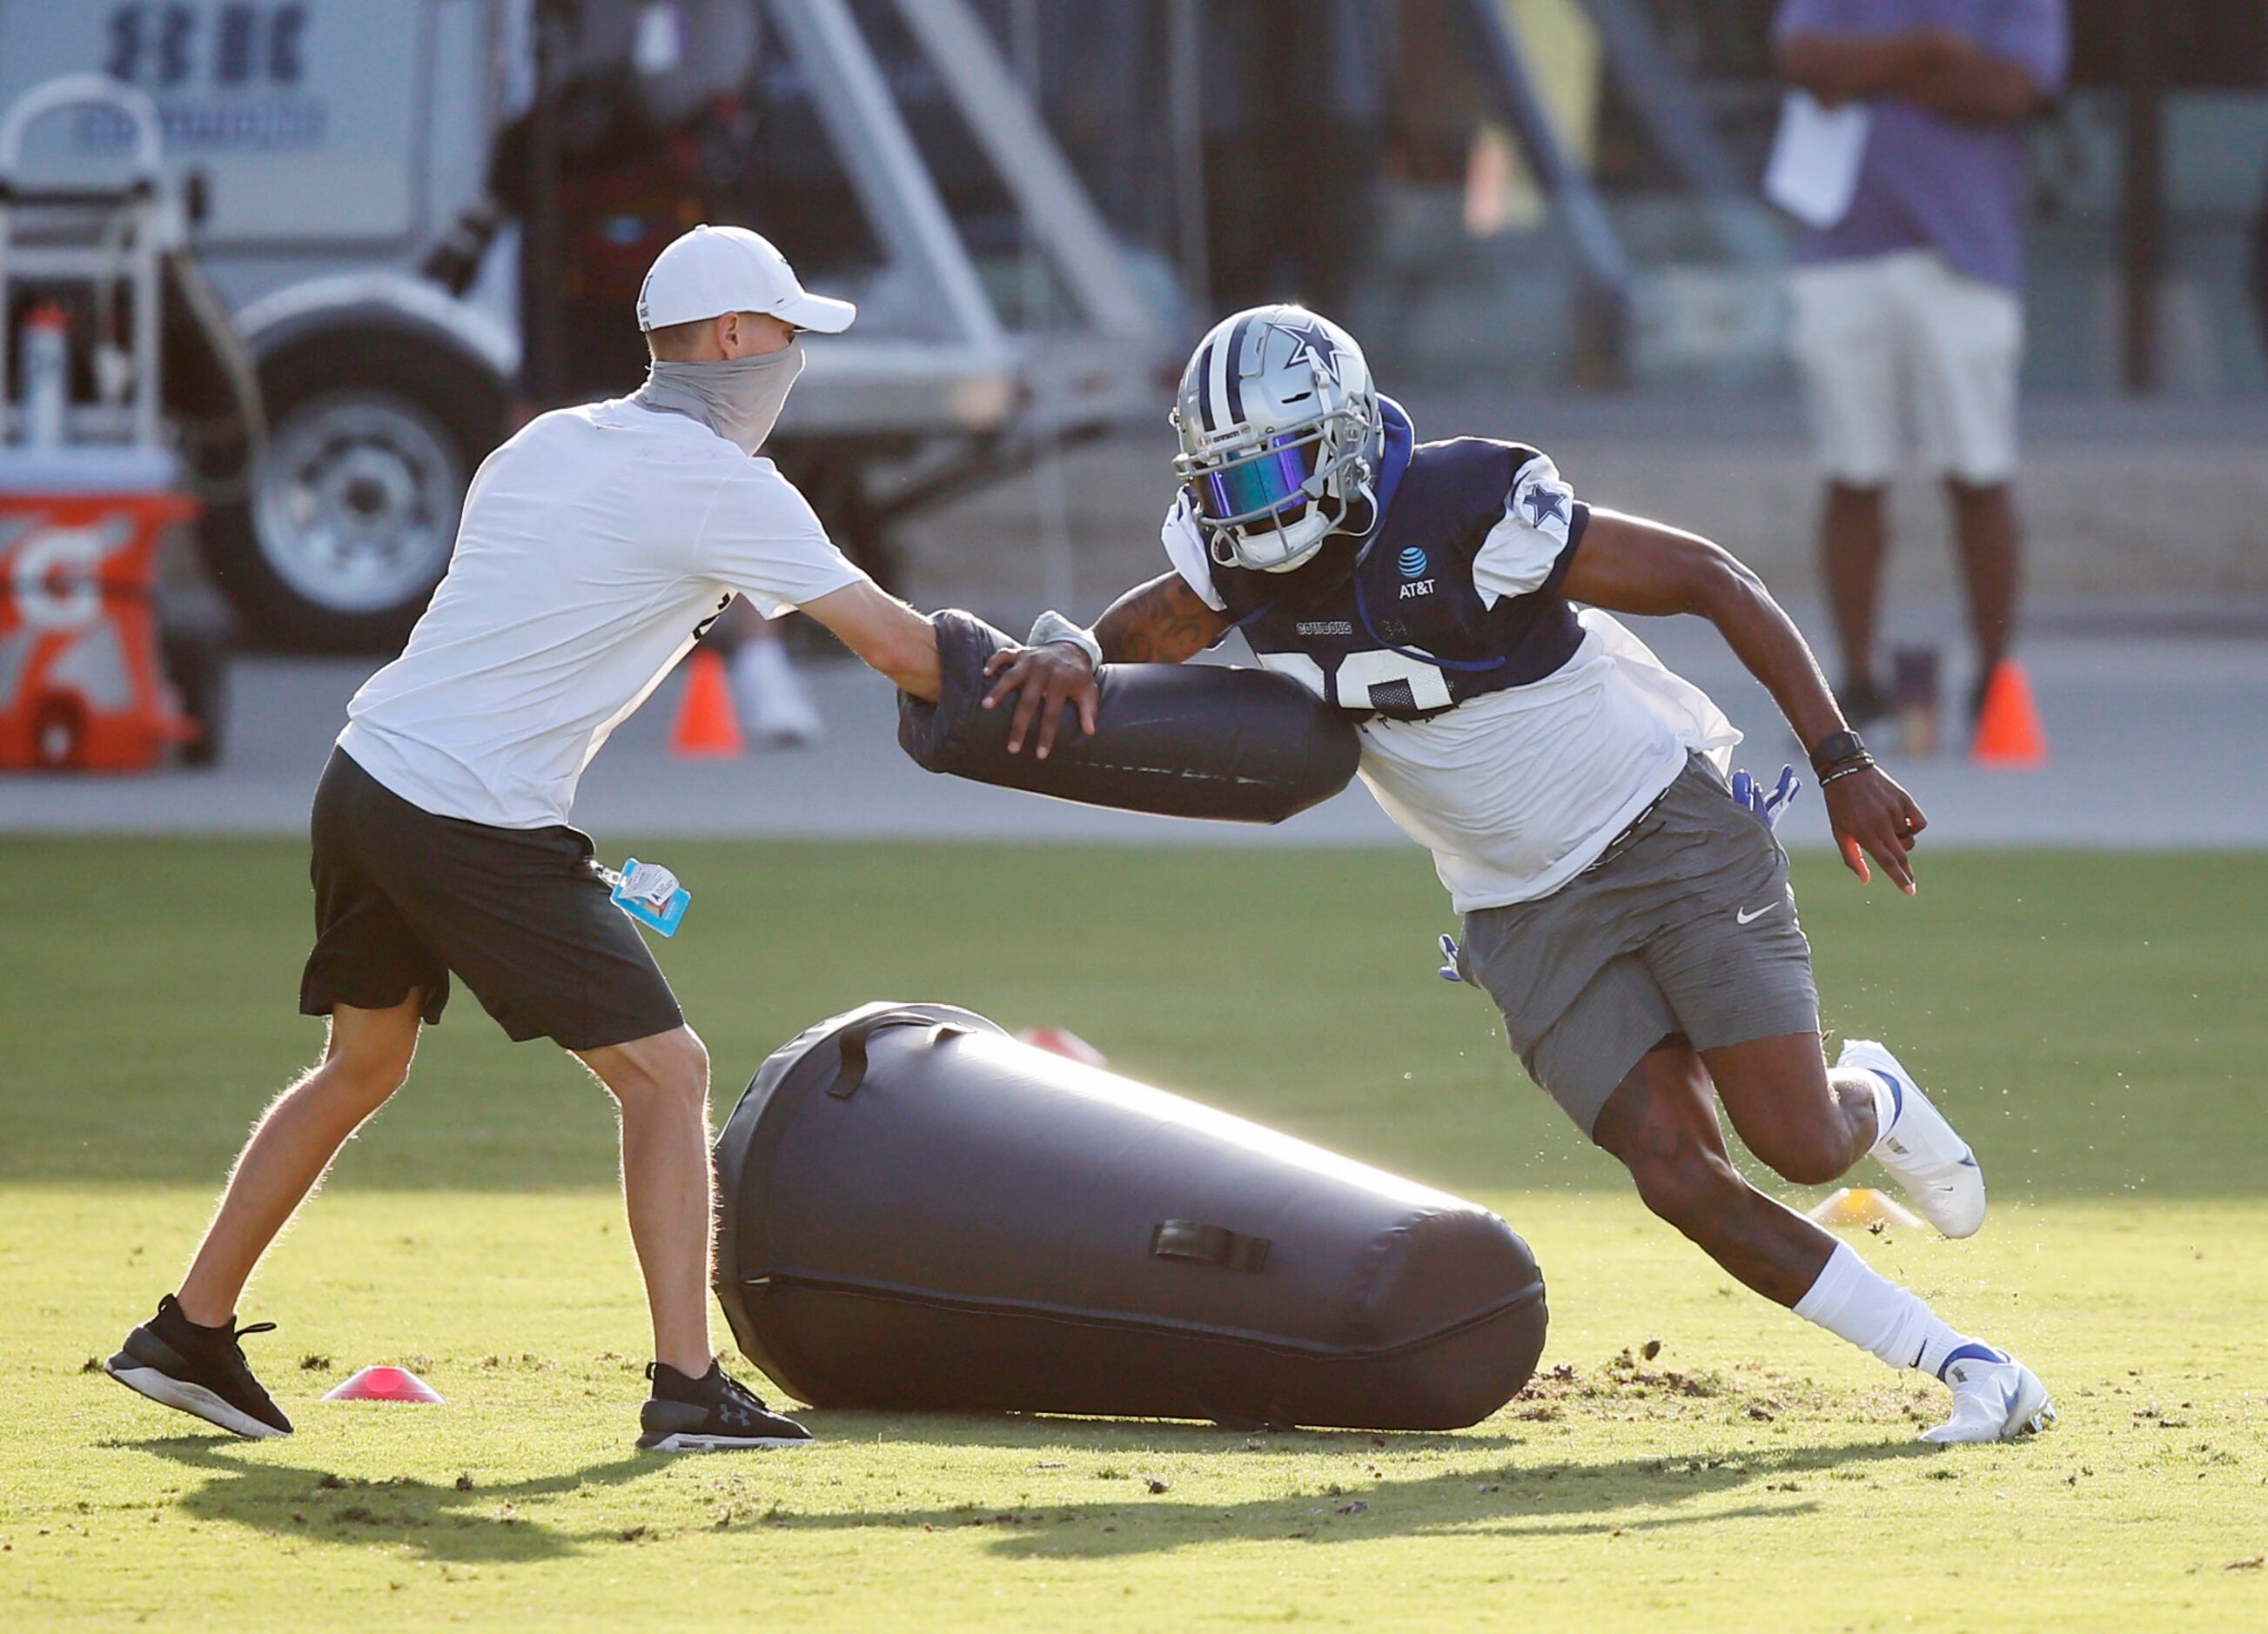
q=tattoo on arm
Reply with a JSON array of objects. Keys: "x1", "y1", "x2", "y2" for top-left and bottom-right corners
[{"x1": 1094, "y1": 574, "x2": 1231, "y2": 664}]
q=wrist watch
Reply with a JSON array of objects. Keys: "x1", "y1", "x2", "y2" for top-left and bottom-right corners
[{"x1": 1808, "y1": 728, "x2": 1869, "y2": 778}]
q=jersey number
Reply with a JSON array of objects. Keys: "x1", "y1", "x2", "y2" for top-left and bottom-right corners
[{"x1": 1258, "y1": 650, "x2": 1453, "y2": 713}]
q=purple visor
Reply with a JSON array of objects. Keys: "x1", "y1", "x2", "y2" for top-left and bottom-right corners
[{"x1": 1194, "y1": 432, "x2": 1319, "y2": 525}]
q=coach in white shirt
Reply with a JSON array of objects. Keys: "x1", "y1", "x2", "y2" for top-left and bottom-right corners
[{"x1": 104, "y1": 227, "x2": 950, "y2": 1451}]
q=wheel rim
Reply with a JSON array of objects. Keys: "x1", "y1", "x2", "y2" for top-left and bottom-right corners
[{"x1": 252, "y1": 391, "x2": 465, "y2": 614}]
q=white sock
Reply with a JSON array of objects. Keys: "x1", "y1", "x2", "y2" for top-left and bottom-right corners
[
  {"x1": 732, "y1": 635, "x2": 820, "y2": 732},
  {"x1": 732, "y1": 633, "x2": 795, "y2": 694},
  {"x1": 1792, "y1": 1241, "x2": 1975, "y2": 1377},
  {"x1": 1854, "y1": 1068, "x2": 1900, "y2": 1154}
]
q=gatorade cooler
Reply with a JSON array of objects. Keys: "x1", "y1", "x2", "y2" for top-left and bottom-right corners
[
  {"x1": 0, "y1": 452, "x2": 202, "y2": 770},
  {"x1": 1, "y1": 78, "x2": 214, "y2": 771}
]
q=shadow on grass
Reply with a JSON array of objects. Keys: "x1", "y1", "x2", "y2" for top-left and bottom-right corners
[
  {"x1": 116, "y1": 1416, "x2": 1936, "y2": 1564},
  {"x1": 115, "y1": 1436, "x2": 660, "y2": 1564},
  {"x1": 795, "y1": 1409, "x2": 1540, "y2": 1455},
  {"x1": 732, "y1": 1418, "x2": 1938, "y2": 1561}
]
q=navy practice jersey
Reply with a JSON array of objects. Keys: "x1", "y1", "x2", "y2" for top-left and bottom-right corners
[
  {"x1": 1187, "y1": 402, "x2": 1590, "y2": 721},
  {"x1": 1158, "y1": 396, "x2": 1736, "y2": 911}
]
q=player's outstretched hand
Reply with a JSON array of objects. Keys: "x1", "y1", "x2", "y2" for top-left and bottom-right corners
[
  {"x1": 1824, "y1": 764, "x2": 1928, "y2": 894},
  {"x1": 981, "y1": 642, "x2": 1100, "y2": 760}
]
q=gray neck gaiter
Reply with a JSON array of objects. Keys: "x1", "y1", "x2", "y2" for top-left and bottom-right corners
[{"x1": 634, "y1": 340, "x2": 805, "y2": 454}]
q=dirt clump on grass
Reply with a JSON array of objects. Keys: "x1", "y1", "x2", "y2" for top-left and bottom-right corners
[{"x1": 1510, "y1": 1348, "x2": 1735, "y2": 1411}]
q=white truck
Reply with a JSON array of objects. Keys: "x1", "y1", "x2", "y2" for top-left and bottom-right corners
[{"x1": 0, "y1": 0, "x2": 1167, "y2": 648}]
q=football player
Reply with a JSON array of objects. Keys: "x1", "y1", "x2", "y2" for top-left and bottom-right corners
[{"x1": 987, "y1": 306, "x2": 2051, "y2": 1444}]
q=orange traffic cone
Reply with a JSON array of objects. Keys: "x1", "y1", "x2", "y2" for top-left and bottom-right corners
[
  {"x1": 670, "y1": 649, "x2": 744, "y2": 758},
  {"x1": 1804, "y1": 1186, "x2": 1923, "y2": 1230},
  {"x1": 1970, "y1": 659, "x2": 2046, "y2": 767}
]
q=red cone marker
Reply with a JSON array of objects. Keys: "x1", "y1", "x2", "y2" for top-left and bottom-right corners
[{"x1": 321, "y1": 1365, "x2": 445, "y2": 1403}]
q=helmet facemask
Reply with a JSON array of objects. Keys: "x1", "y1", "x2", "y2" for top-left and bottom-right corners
[{"x1": 1172, "y1": 307, "x2": 1383, "y2": 575}]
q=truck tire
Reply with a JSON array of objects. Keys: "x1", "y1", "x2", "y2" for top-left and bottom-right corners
[{"x1": 198, "y1": 331, "x2": 503, "y2": 652}]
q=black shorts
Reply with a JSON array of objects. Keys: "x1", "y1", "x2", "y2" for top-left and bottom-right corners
[{"x1": 299, "y1": 747, "x2": 683, "y2": 1050}]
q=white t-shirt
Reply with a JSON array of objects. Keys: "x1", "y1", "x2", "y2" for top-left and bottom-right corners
[
  {"x1": 1352, "y1": 613, "x2": 1738, "y2": 912},
  {"x1": 1160, "y1": 463, "x2": 1739, "y2": 913},
  {"x1": 338, "y1": 398, "x2": 867, "y2": 827}
]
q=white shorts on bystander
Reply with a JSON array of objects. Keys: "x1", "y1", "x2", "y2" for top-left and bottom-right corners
[{"x1": 1787, "y1": 247, "x2": 2023, "y2": 486}]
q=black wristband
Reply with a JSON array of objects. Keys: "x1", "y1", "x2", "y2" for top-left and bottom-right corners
[
  {"x1": 1817, "y1": 757, "x2": 1876, "y2": 788},
  {"x1": 1808, "y1": 728, "x2": 1868, "y2": 777}
]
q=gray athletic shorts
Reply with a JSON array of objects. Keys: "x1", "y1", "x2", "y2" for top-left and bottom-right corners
[{"x1": 1456, "y1": 753, "x2": 1820, "y2": 1136}]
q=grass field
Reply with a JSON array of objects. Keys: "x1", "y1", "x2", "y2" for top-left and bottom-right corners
[{"x1": 3, "y1": 837, "x2": 2264, "y2": 1630}]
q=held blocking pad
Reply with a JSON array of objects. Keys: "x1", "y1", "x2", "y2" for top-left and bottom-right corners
[
  {"x1": 713, "y1": 1002, "x2": 1549, "y2": 1431},
  {"x1": 896, "y1": 610, "x2": 1361, "y2": 824}
]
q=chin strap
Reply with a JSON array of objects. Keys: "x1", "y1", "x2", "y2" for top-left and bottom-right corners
[
  {"x1": 1211, "y1": 513, "x2": 1332, "y2": 574},
  {"x1": 1339, "y1": 479, "x2": 1379, "y2": 554}
]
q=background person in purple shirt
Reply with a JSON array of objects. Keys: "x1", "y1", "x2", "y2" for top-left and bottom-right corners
[{"x1": 1774, "y1": 0, "x2": 2069, "y2": 728}]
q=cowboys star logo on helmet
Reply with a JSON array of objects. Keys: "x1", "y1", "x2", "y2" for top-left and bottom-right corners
[
  {"x1": 1171, "y1": 305, "x2": 1384, "y2": 574},
  {"x1": 1272, "y1": 316, "x2": 1352, "y2": 385}
]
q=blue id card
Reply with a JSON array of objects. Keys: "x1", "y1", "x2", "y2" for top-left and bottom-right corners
[{"x1": 601, "y1": 857, "x2": 690, "y2": 936}]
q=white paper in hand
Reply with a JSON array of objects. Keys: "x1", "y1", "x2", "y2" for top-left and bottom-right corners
[{"x1": 1764, "y1": 91, "x2": 1872, "y2": 230}]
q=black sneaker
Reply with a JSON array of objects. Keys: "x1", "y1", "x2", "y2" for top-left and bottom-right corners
[
  {"x1": 636, "y1": 1361, "x2": 811, "y2": 1452},
  {"x1": 1966, "y1": 672, "x2": 1994, "y2": 732},
  {"x1": 105, "y1": 1294, "x2": 292, "y2": 1439}
]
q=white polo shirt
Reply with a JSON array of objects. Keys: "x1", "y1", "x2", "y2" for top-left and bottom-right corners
[{"x1": 337, "y1": 398, "x2": 867, "y2": 828}]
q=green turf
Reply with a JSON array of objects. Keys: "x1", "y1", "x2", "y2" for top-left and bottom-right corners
[{"x1": 3, "y1": 839, "x2": 2265, "y2": 1629}]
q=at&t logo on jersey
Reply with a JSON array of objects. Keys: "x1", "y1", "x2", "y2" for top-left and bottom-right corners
[{"x1": 1397, "y1": 545, "x2": 1434, "y2": 599}]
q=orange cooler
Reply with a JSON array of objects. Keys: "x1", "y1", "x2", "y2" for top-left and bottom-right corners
[{"x1": 0, "y1": 485, "x2": 203, "y2": 771}]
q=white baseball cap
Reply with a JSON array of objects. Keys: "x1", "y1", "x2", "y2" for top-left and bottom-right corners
[{"x1": 636, "y1": 224, "x2": 857, "y2": 334}]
